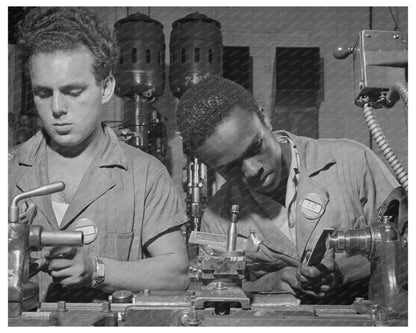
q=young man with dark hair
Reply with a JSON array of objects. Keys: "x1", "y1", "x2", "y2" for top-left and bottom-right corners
[
  {"x1": 176, "y1": 75, "x2": 403, "y2": 301},
  {"x1": 9, "y1": 7, "x2": 189, "y2": 302}
]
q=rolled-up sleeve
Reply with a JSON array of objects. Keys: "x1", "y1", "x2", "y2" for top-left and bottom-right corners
[
  {"x1": 142, "y1": 166, "x2": 188, "y2": 246},
  {"x1": 360, "y1": 148, "x2": 401, "y2": 224}
]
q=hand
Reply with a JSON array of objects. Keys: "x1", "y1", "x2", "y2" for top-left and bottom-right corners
[
  {"x1": 46, "y1": 247, "x2": 95, "y2": 288},
  {"x1": 271, "y1": 248, "x2": 340, "y2": 298},
  {"x1": 298, "y1": 247, "x2": 341, "y2": 298}
]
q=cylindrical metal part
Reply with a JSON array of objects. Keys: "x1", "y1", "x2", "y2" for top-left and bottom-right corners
[
  {"x1": 122, "y1": 97, "x2": 150, "y2": 149},
  {"x1": 169, "y1": 12, "x2": 223, "y2": 98},
  {"x1": 327, "y1": 228, "x2": 373, "y2": 256},
  {"x1": 28, "y1": 225, "x2": 43, "y2": 251},
  {"x1": 112, "y1": 290, "x2": 134, "y2": 303},
  {"x1": 8, "y1": 222, "x2": 30, "y2": 318},
  {"x1": 113, "y1": 13, "x2": 165, "y2": 98},
  {"x1": 40, "y1": 230, "x2": 84, "y2": 247},
  {"x1": 226, "y1": 205, "x2": 240, "y2": 252}
]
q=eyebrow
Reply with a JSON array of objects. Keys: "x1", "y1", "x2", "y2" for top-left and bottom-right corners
[
  {"x1": 32, "y1": 83, "x2": 88, "y2": 93},
  {"x1": 217, "y1": 133, "x2": 261, "y2": 171}
]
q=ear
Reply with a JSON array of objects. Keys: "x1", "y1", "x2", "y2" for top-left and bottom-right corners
[
  {"x1": 101, "y1": 75, "x2": 115, "y2": 104},
  {"x1": 259, "y1": 106, "x2": 272, "y2": 131}
]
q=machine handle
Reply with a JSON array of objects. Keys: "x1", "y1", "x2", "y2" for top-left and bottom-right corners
[{"x1": 9, "y1": 182, "x2": 65, "y2": 223}]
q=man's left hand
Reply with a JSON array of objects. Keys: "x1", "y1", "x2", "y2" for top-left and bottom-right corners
[{"x1": 46, "y1": 247, "x2": 95, "y2": 288}]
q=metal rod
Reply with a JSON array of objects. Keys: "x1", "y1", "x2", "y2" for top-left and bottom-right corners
[
  {"x1": 41, "y1": 231, "x2": 84, "y2": 247},
  {"x1": 226, "y1": 205, "x2": 239, "y2": 252}
]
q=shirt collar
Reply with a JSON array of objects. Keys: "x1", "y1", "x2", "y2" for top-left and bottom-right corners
[
  {"x1": 97, "y1": 125, "x2": 129, "y2": 170},
  {"x1": 248, "y1": 134, "x2": 299, "y2": 212},
  {"x1": 273, "y1": 130, "x2": 336, "y2": 177},
  {"x1": 15, "y1": 124, "x2": 129, "y2": 170},
  {"x1": 16, "y1": 130, "x2": 46, "y2": 167}
]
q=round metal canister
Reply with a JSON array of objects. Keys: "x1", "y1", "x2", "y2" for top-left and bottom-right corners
[
  {"x1": 169, "y1": 12, "x2": 223, "y2": 98},
  {"x1": 113, "y1": 13, "x2": 165, "y2": 98}
]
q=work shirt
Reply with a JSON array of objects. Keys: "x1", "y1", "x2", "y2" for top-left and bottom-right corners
[
  {"x1": 266, "y1": 135, "x2": 300, "y2": 244},
  {"x1": 8, "y1": 125, "x2": 187, "y2": 301},
  {"x1": 201, "y1": 131, "x2": 401, "y2": 285}
]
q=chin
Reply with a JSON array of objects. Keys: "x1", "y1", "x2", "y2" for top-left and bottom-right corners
[{"x1": 50, "y1": 135, "x2": 82, "y2": 147}]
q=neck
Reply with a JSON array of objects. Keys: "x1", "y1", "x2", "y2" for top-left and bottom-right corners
[
  {"x1": 47, "y1": 125, "x2": 104, "y2": 159},
  {"x1": 270, "y1": 140, "x2": 291, "y2": 205}
]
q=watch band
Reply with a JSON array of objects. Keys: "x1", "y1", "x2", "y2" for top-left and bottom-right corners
[{"x1": 90, "y1": 257, "x2": 105, "y2": 289}]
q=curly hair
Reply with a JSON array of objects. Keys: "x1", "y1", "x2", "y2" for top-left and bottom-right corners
[
  {"x1": 176, "y1": 75, "x2": 261, "y2": 153},
  {"x1": 17, "y1": 7, "x2": 119, "y2": 83}
]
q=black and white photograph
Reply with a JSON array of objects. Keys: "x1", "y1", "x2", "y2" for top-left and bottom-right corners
[{"x1": 7, "y1": 4, "x2": 409, "y2": 327}]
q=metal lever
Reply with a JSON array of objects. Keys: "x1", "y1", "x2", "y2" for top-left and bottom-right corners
[{"x1": 9, "y1": 182, "x2": 65, "y2": 223}]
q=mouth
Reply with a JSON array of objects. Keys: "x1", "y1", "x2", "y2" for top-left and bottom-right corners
[
  {"x1": 250, "y1": 172, "x2": 276, "y2": 192},
  {"x1": 53, "y1": 123, "x2": 72, "y2": 133}
]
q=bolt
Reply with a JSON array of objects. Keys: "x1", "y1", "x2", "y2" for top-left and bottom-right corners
[
  {"x1": 101, "y1": 301, "x2": 111, "y2": 312},
  {"x1": 393, "y1": 34, "x2": 400, "y2": 39},
  {"x1": 375, "y1": 310, "x2": 388, "y2": 324},
  {"x1": 382, "y1": 216, "x2": 391, "y2": 224},
  {"x1": 57, "y1": 301, "x2": 67, "y2": 312}
]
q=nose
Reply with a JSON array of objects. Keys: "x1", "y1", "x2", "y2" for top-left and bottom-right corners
[
  {"x1": 51, "y1": 92, "x2": 67, "y2": 117},
  {"x1": 242, "y1": 158, "x2": 263, "y2": 185}
]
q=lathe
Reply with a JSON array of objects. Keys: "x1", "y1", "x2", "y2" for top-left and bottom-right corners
[{"x1": 8, "y1": 184, "x2": 407, "y2": 326}]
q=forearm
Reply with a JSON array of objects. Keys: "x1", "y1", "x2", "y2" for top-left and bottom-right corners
[{"x1": 100, "y1": 253, "x2": 189, "y2": 293}]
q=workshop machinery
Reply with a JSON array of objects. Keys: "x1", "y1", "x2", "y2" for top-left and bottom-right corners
[
  {"x1": 112, "y1": 13, "x2": 168, "y2": 163},
  {"x1": 170, "y1": 13, "x2": 223, "y2": 236},
  {"x1": 8, "y1": 29, "x2": 408, "y2": 327},
  {"x1": 9, "y1": 197, "x2": 407, "y2": 326},
  {"x1": 8, "y1": 182, "x2": 84, "y2": 322}
]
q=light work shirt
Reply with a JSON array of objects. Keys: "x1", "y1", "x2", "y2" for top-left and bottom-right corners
[
  {"x1": 201, "y1": 131, "x2": 401, "y2": 285},
  {"x1": 9, "y1": 125, "x2": 187, "y2": 301}
]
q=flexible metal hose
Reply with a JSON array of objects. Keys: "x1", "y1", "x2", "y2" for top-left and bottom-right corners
[
  {"x1": 363, "y1": 104, "x2": 408, "y2": 192},
  {"x1": 386, "y1": 81, "x2": 408, "y2": 125},
  {"x1": 386, "y1": 81, "x2": 408, "y2": 108}
]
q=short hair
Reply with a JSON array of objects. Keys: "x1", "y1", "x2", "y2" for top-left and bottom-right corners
[
  {"x1": 17, "y1": 7, "x2": 119, "y2": 83},
  {"x1": 176, "y1": 75, "x2": 261, "y2": 153}
]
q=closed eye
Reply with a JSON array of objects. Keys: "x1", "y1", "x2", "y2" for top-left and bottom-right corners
[
  {"x1": 33, "y1": 87, "x2": 52, "y2": 99},
  {"x1": 246, "y1": 138, "x2": 263, "y2": 157},
  {"x1": 61, "y1": 87, "x2": 84, "y2": 97}
]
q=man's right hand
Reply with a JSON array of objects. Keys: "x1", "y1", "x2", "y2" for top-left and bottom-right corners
[{"x1": 243, "y1": 263, "x2": 341, "y2": 298}]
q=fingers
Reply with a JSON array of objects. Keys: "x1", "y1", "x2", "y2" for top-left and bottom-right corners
[
  {"x1": 46, "y1": 246, "x2": 77, "y2": 260},
  {"x1": 51, "y1": 271, "x2": 85, "y2": 288},
  {"x1": 280, "y1": 267, "x2": 303, "y2": 290},
  {"x1": 300, "y1": 264, "x2": 322, "y2": 278},
  {"x1": 301, "y1": 289, "x2": 328, "y2": 298},
  {"x1": 48, "y1": 258, "x2": 73, "y2": 271}
]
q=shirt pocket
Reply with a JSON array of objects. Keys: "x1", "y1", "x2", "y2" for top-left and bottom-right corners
[{"x1": 97, "y1": 231, "x2": 135, "y2": 260}]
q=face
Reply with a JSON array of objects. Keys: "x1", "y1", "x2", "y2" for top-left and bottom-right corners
[
  {"x1": 196, "y1": 106, "x2": 283, "y2": 194},
  {"x1": 29, "y1": 47, "x2": 113, "y2": 150}
]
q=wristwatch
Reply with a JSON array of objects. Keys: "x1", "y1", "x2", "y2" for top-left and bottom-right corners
[{"x1": 90, "y1": 257, "x2": 105, "y2": 289}]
